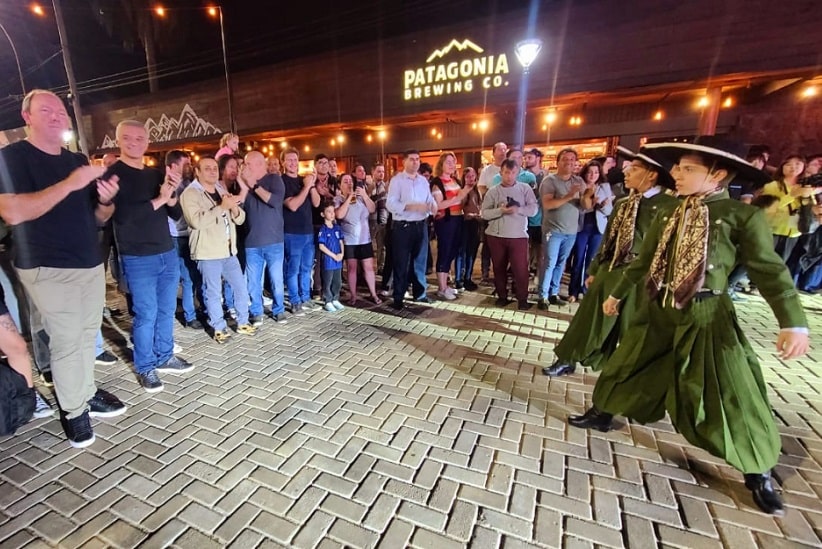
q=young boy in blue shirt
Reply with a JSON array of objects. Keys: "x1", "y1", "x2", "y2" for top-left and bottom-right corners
[{"x1": 317, "y1": 203, "x2": 345, "y2": 312}]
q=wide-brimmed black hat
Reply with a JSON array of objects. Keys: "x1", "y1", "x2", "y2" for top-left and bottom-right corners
[
  {"x1": 616, "y1": 145, "x2": 676, "y2": 189},
  {"x1": 642, "y1": 136, "x2": 771, "y2": 188}
]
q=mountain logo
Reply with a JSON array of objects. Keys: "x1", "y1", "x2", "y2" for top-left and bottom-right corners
[
  {"x1": 425, "y1": 39, "x2": 484, "y2": 63},
  {"x1": 404, "y1": 38, "x2": 510, "y2": 101},
  {"x1": 98, "y1": 104, "x2": 221, "y2": 149}
]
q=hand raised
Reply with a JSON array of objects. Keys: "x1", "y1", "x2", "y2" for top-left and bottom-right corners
[
  {"x1": 67, "y1": 165, "x2": 105, "y2": 191},
  {"x1": 165, "y1": 166, "x2": 182, "y2": 189},
  {"x1": 97, "y1": 175, "x2": 119, "y2": 204}
]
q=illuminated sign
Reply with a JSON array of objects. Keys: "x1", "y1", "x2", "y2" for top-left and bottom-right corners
[{"x1": 403, "y1": 39, "x2": 511, "y2": 101}]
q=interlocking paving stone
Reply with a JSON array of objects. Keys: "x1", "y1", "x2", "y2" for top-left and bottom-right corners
[{"x1": 0, "y1": 288, "x2": 821, "y2": 547}]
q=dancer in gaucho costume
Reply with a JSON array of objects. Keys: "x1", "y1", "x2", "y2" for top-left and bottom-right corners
[
  {"x1": 543, "y1": 147, "x2": 679, "y2": 377},
  {"x1": 569, "y1": 138, "x2": 810, "y2": 516}
]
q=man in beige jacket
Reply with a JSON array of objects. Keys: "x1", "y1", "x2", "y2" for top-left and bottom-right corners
[{"x1": 181, "y1": 156, "x2": 256, "y2": 343}]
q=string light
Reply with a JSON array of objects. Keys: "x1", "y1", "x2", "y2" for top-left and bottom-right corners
[
  {"x1": 653, "y1": 110, "x2": 664, "y2": 121},
  {"x1": 802, "y1": 86, "x2": 818, "y2": 98},
  {"x1": 697, "y1": 96, "x2": 709, "y2": 108},
  {"x1": 722, "y1": 96, "x2": 733, "y2": 108},
  {"x1": 154, "y1": 5, "x2": 165, "y2": 17}
]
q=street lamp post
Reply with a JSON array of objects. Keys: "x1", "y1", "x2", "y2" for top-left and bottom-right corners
[
  {"x1": 209, "y1": 6, "x2": 235, "y2": 134},
  {"x1": 0, "y1": 22, "x2": 26, "y2": 95},
  {"x1": 52, "y1": 0, "x2": 89, "y2": 154},
  {"x1": 514, "y1": 38, "x2": 543, "y2": 150}
]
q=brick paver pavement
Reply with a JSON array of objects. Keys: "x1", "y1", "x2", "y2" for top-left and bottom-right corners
[{"x1": 1, "y1": 286, "x2": 820, "y2": 548}]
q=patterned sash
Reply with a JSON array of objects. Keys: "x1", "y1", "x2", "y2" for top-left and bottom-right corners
[{"x1": 646, "y1": 191, "x2": 721, "y2": 308}]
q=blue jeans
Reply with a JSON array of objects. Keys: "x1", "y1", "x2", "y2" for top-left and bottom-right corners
[
  {"x1": 199, "y1": 256, "x2": 249, "y2": 331},
  {"x1": 539, "y1": 232, "x2": 576, "y2": 299},
  {"x1": 284, "y1": 233, "x2": 315, "y2": 305},
  {"x1": 569, "y1": 224, "x2": 603, "y2": 297},
  {"x1": 798, "y1": 263, "x2": 822, "y2": 292},
  {"x1": 174, "y1": 237, "x2": 202, "y2": 322},
  {"x1": 246, "y1": 243, "x2": 285, "y2": 316},
  {"x1": 121, "y1": 249, "x2": 179, "y2": 374}
]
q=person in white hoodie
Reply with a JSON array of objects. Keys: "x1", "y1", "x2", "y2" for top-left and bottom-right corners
[{"x1": 481, "y1": 159, "x2": 538, "y2": 310}]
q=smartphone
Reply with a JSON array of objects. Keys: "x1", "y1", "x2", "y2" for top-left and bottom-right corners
[{"x1": 506, "y1": 196, "x2": 521, "y2": 208}]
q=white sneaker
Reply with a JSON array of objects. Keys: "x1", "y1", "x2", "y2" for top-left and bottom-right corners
[
  {"x1": 324, "y1": 302, "x2": 337, "y2": 312},
  {"x1": 33, "y1": 389, "x2": 54, "y2": 419},
  {"x1": 227, "y1": 308, "x2": 237, "y2": 320},
  {"x1": 332, "y1": 300, "x2": 345, "y2": 311},
  {"x1": 379, "y1": 289, "x2": 391, "y2": 298},
  {"x1": 445, "y1": 287, "x2": 459, "y2": 297},
  {"x1": 262, "y1": 296, "x2": 274, "y2": 309},
  {"x1": 173, "y1": 343, "x2": 182, "y2": 354},
  {"x1": 437, "y1": 290, "x2": 457, "y2": 300}
]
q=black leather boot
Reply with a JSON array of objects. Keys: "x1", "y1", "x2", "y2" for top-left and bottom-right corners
[
  {"x1": 567, "y1": 407, "x2": 613, "y2": 432},
  {"x1": 542, "y1": 361, "x2": 577, "y2": 377},
  {"x1": 744, "y1": 471, "x2": 784, "y2": 516}
]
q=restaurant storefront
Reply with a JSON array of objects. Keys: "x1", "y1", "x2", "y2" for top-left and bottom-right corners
[{"x1": 83, "y1": 0, "x2": 822, "y2": 171}]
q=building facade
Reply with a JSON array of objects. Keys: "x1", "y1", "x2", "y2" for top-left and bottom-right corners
[{"x1": 83, "y1": 0, "x2": 822, "y2": 169}]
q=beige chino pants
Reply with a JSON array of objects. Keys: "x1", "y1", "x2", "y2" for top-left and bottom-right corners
[{"x1": 17, "y1": 265, "x2": 104, "y2": 418}]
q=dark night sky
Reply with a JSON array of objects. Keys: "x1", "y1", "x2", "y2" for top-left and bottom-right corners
[{"x1": 0, "y1": 0, "x2": 531, "y2": 130}]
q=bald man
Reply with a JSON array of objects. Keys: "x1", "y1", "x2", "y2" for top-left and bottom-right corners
[{"x1": 236, "y1": 151, "x2": 288, "y2": 324}]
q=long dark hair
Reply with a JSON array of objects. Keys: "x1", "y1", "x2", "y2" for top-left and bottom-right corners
[{"x1": 579, "y1": 160, "x2": 605, "y2": 184}]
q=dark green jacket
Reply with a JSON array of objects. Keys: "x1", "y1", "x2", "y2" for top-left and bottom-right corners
[{"x1": 612, "y1": 190, "x2": 807, "y2": 329}]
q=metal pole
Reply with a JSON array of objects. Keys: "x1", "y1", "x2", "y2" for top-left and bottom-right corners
[
  {"x1": 52, "y1": 0, "x2": 88, "y2": 154},
  {"x1": 515, "y1": 66, "x2": 531, "y2": 149},
  {"x1": 218, "y1": 7, "x2": 235, "y2": 134},
  {"x1": 0, "y1": 22, "x2": 26, "y2": 95}
]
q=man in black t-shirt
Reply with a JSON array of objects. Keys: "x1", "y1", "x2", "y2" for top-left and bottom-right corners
[
  {"x1": 281, "y1": 148, "x2": 320, "y2": 314},
  {"x1": 0, "y1": 90, "x2": 124, "y2": 448},
  {"x1": 108, "y1": 121, "x2": 194, "y2": 394}
]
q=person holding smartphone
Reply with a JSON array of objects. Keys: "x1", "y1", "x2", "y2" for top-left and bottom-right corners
[{"x1": 481, "y1": 159, "x2": 538, "y2": 309}]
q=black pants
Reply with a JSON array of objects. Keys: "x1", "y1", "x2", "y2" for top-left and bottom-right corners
[
  {"x1": 322, "y1": 268, "x2": 342, "y2": 303},
  {"x1": 380, "y1": 223, "x2": 394, "y2": 290},
  {"x1": 392, "y1": 220, "x2": 428, "y2": 303}
]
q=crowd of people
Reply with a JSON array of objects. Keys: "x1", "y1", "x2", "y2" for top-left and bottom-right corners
[{"x1": 0, "y1": 89, "x2": 818, "y2": 517}]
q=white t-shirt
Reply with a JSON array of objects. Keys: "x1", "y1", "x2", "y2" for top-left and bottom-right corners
[{"x1": 334, "y1": 196, "x2": 371, "y2": 245}]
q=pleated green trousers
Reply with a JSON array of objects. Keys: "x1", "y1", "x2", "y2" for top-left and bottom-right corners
[{"x1": 592, "y1": 293, "x2": 780, "y2": 474}]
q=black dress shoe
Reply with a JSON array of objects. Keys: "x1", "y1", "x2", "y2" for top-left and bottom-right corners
[
  {"x1": 542, "y1": 361, "x2": 577, "y2": 377},
  {"x1": 568, "y1": 407, "x2": 613, "y2": 432},
  {"x1": 744, "y1": 472, "x2": 785, "y2": 516},
  {"x1": 390, "y1": 301, "x2": 404, "y2": 311},
  {"x1": 495, "y1": 297, "x2": 510, "y2": 307},
  {"x1": 414, "y1": 295, "x2": 431, "y2": 304}
]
